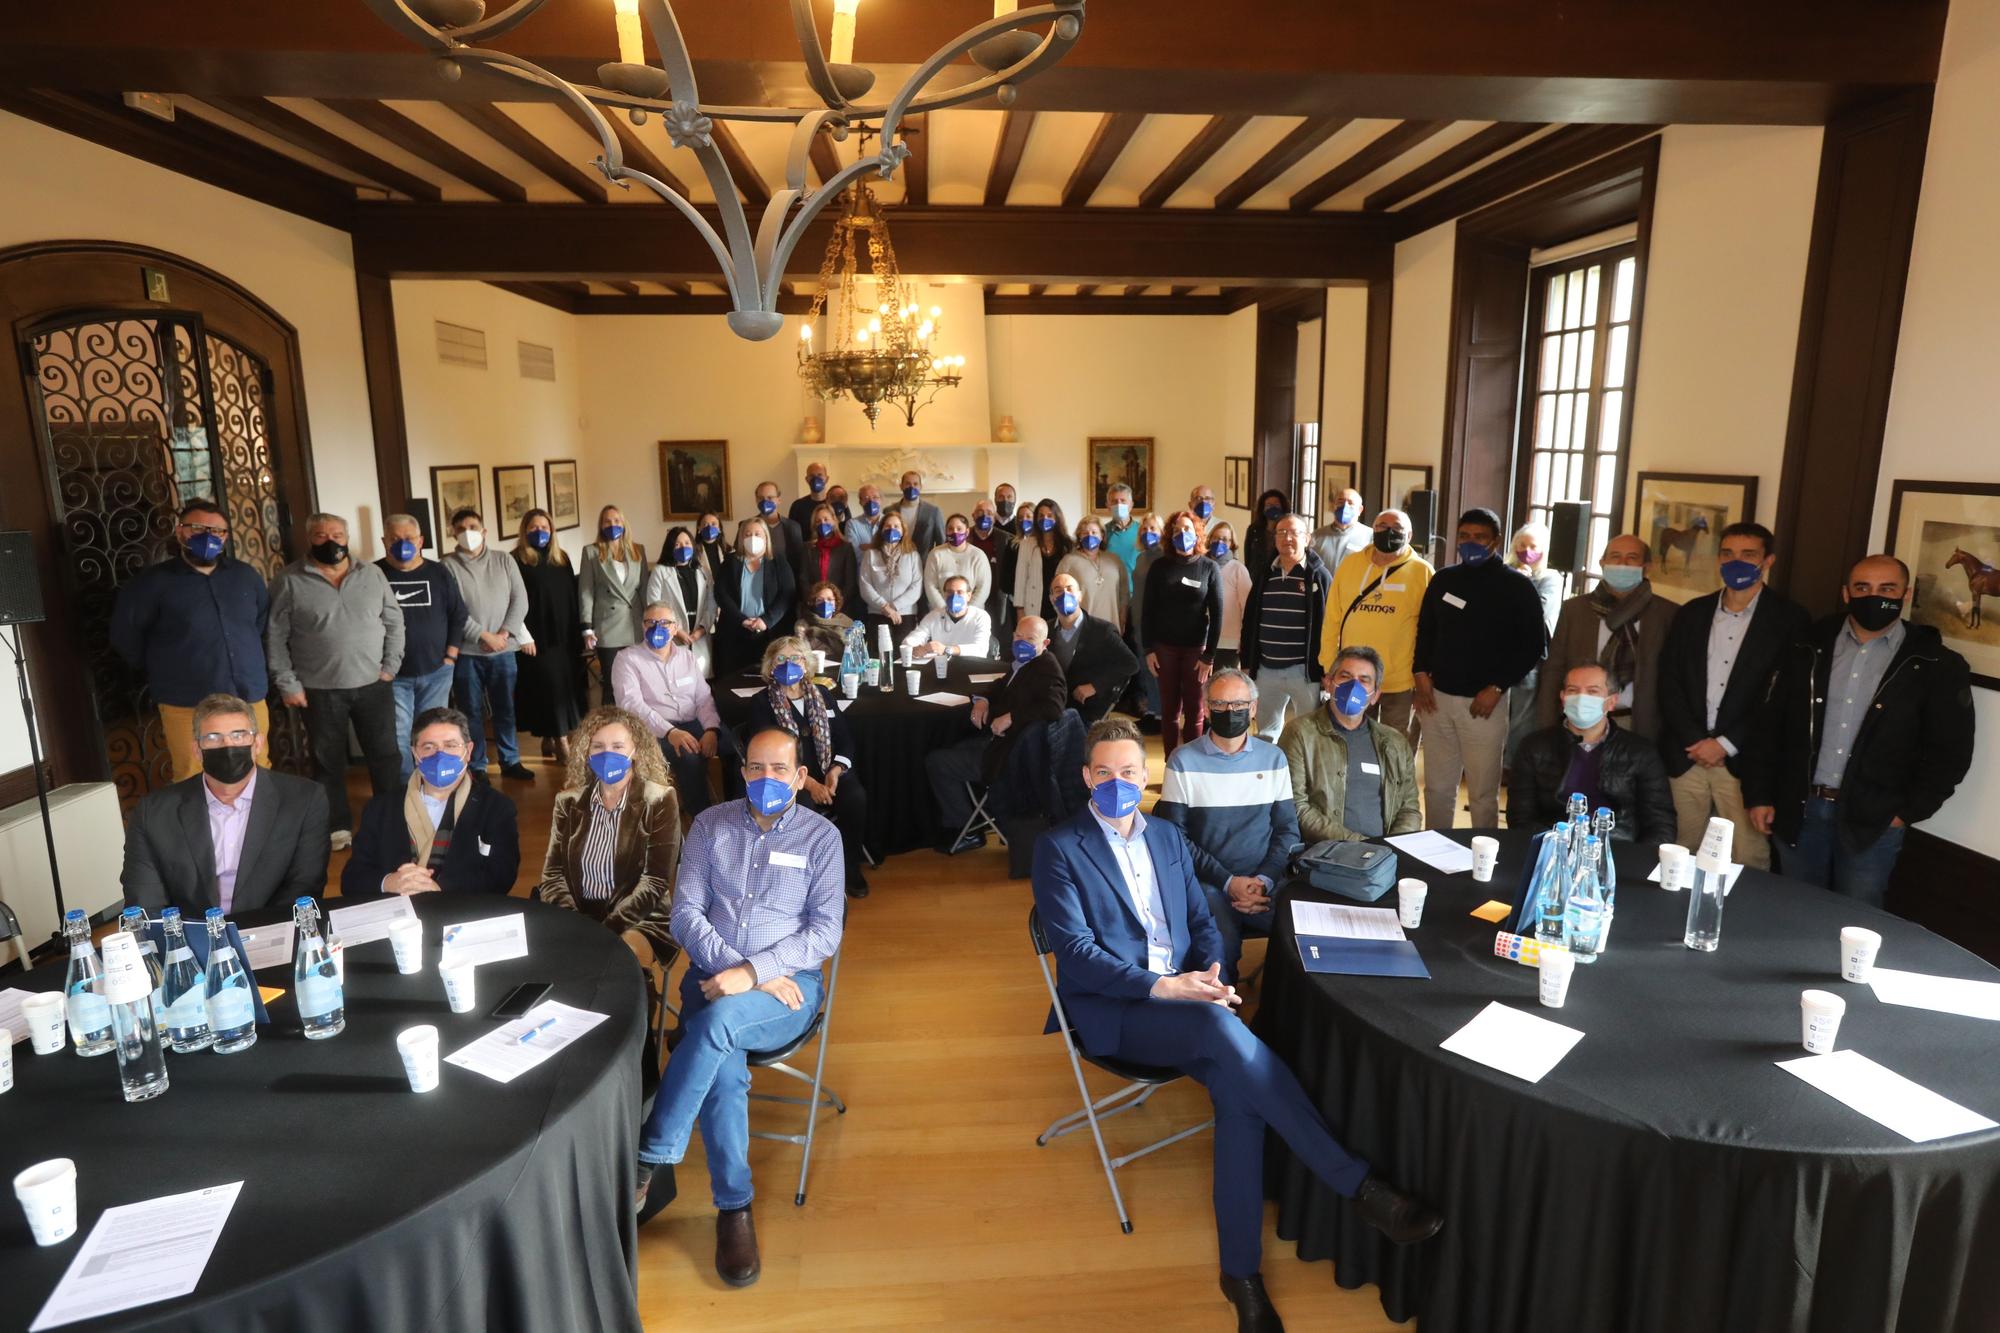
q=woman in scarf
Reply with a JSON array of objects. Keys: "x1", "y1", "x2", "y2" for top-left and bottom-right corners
[
  {"x1": 643, "y1": 525, "x2": 718, "y2": 679},
  {"x1": 513, "y1": 507, "x2": 588, "y2": 766},
  {"x1": 795, "y1": 580, "x2": 857, "y2": 662},
  {"x1": 342, "y1": 705, "x2": 520, "y2": 896},
  {"x1": 744, "y1": 635, "x2": 870, "y2": 897}
]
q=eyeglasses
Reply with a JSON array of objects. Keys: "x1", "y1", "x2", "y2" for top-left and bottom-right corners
[
  {"x1": 414, "y1": 739, "x2": 468, "y2": 756},
  {"x1": 1208, "y1": 703, "x2": 1252, "y2": 717},
  {"x1": 198, "y1": 729, "x2": 257, "y2": 747},
  {"x1": 180, "y1": 523, "x2": 228, "y2": 537}
]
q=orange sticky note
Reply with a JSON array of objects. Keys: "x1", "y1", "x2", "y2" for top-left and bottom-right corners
[
  {"x1": 1470, "y1": 900, "x2": 1512, "y2": 923},
  {"x1": 258, "y1": 986, "x2": 285, "y2": 1005}
]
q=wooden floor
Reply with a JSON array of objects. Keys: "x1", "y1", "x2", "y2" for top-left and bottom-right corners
[{"x1": 329, "y1": 739, "x2": 1410, "y2": 1332}]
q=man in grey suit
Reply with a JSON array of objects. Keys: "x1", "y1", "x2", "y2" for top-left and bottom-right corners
[
  {"x1": 895, "y1": 469, "x2": 947, "y2": 558},
  {"x1": 122, "y1": 693, "x2": 331, "y2": 917}
]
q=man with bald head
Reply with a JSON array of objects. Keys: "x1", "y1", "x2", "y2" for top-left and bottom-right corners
[
  {"x1": 1537, "y1": 533, "x2": 1676, "y2": 742},
  {"x1": 1745, "y1": 554, "x2": 1974, "y2": 907},
  {"x1": 1311, "y1": 487, "x2": 1371, "y2": 571},
  {"x1": 1320, "y1": 506, "x2": 1434, "y2": 746},
  {"x1": 1048, "y1": 571, "x2": 1138, "y2": 724},
  {"x1": 928, "y1": 614, "x2": 1068, "y2": 853}
]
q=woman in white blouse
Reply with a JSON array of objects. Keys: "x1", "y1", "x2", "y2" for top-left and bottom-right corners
[
  {"x1": 642, "y1": 525, "x2": 718, "y2": 678},
  {"x1": 858, "y1": 510, "x2": 923, "y2": 636},
  {"x1": 1056, "y1": 515, "x2": 1130, "y2": 627},
  {"x1": 579, "y1": 505, "x2": 649, "y2": 702},
  {"x1": 922, "y1": 512, "x2": 992, "y2": 611}
]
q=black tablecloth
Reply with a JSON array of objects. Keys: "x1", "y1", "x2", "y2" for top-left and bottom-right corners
[
  {"x1": 0, "y1": 896, "x2": 644, "y2": 1333},
  {"x1": 1254, "y1": 830, "x2": 2000, "y2": 1333},
  {"x1": 712, "y1": 658, "x2": 994, "y2": 855}
]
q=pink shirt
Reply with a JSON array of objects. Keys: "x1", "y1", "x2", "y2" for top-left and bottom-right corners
[
  {"x1": 203, "y1": 769, "x2": 258, "y2": 913},
  {"x1": 611, "y1": 644, "x2": 722, "y2": 738}
]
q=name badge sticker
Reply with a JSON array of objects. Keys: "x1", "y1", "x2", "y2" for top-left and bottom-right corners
[
  {"x1": 1360, "y1": 762, "x2": 1382, "y2": 775},
  {"x1": 1180, "y1": 576, "x2": 1201, "y2": 588},
  {"x1": 1442, "y1": 592, "x2": 1468, "y2": 609},
  {"x1": 1383, "y1": 583, "x2": 1405, "y2": 592},
  {"x1": 770, "y1": 850, "x2": 809, "y2": 870}
]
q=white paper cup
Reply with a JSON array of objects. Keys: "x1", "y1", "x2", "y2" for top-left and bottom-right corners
[
  {"x1": 1539, "y1": 946, "x2": 1576, "y2": 1008},
  {"x1": 1470, "y1": 836, "x2": 1500, "y2": 883},
  {"x1": 1801, "y1": 988, "x2": 1846, "y2": 1054},
  {"x1": 905, "y1": 669, "x2": 922, "y2": 695},
  {"x1": 14, "y1": 1158, "x2": 77, "y2": 1246},
  {"x1": 22, "y1": 994, "x2": 65, "y2": 1055},
  {"x1": 1839, "y1": 927, "x2": 1883, "y2": 984},
  {"x1": 898, "y1": 643, "x2": 913, "y2": 668},
  {"x1": 397, "y1": 1024, "x2": 441, "y2": 1093},
  {"x1": 1396, "y1": 878, "x2": 1428, "y2": 929},
  {"x1": 933, "y1": 653, "x2": 950, "y2": 678},
  {"x1": 441, "y1": 961, "x2": 476, "y2": 1015},
  {"x1": 388, "y1": 918, "x2": 424, "y2": 975},
  {"x1": 864, "y1": 660, "x2": 881, "y2": 687},
  {"x1": 1657, "y1": 844, "x2": 1691, "y2": 892},
  {"x1": 812, "y1": 650, "x2": 829, "y2": 675},
  {"x1": 0, "y1": 1030, "x2": 13, "y2": 1094},
  {"x1": 840, "y1": 672, "x2": 859, "y2": 699}
]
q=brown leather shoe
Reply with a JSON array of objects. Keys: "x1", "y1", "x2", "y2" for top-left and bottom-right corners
[{"x1": 715, "y1": 1205, "x2": 760, "y2": 1287}]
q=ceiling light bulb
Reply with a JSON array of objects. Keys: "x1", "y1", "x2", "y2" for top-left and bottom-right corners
[
  {"x1": 877, "y1": 302, "x2": 889, "y2": 315},
  {"x1": 799, "y1": 323, "x2": 814, "y2": 341},
  {"x1": 929, "y1": 305, "x2": 942, "y2": 319},
  {"x1": 830, "y1": 0, "x2": 861, "y2": 65},
  {"x1": 868, "y1": 316, "x2": 882, "y2": 332},
  {"x1": 613, "y1": 0, "x2": 643, "y2": 66},
  {"x1": 856, "y1": 327, "x2": 870, "y2": 343}
]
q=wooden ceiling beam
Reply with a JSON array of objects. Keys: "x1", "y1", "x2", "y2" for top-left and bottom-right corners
[
  {"x1": 1074, "y1": 283, "x2": 1097, "y2": 297},
  {"x1": 1137, "y1": 114, "x2": 1251, "y2": 208},
  {"x1": 984, "y1": 294, "x2": 1235, "y2": 316},
  {"x1": 1363, "y1": 120, "x2": 1544, "y2": 211},
  {"x1": 707, "y1": 121, "x2": 770, "y2": 209},
  {"x1": 448, "y1": 102, "x2": 606, "y2": 203},
  {"x1": 1213, "y1": 117, "x2": 1352, "y2": 211},
  {"x1": 1288, "y1": 119, "x2": 1449, "y2": 211},
  {"x1": 325, "y1": 98, "x2": 528, "y2": 203},
  {"x1": 553, "y1": 98, "x2": 689, "y2": 197},
  {"x1": 984, "y1": 110, "x2": 1036, "y2": 207},
  {"x1": 1396, "y1": 123, "x2": 1662, "y2": 231},
  {"x1": 1061, "y1": 111, "x2": 1144, "y2": 208},
  {"x1": 571, "y1": 292, "x2": 816, "y2": 315},
  {"x1": 1026, "y1": 284, "x2": 1047, "y2": 298},
  {"x1": 809, "y1": 129, "x2": 841, "y2": 187},
  {"x1": 206, "y1": 95, "x2": 442, "y2": 201},
  {"x1": 490, "y1": 280, "x2": 580, "y2": 313},
  {"x1": 900, "y1": 114, "x2": 929, "y2": 206}
]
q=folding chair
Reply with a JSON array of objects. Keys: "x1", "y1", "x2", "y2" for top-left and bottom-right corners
[
  {"x1": 954, "y1": 781, "x2": 1008, "y2": 851},
  {"x1": 0, "y1": 899, "x2": 30, "y2": 973},
  {"x1": 1028, "y1": 906, "x2": 1212, "y2": 1234},
  {"x1": 746, "y1": 949, "x2": 846, "y2": 1206}
]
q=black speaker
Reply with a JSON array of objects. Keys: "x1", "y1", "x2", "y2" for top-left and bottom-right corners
[
  {"x1": 0, "y1": 532, "x2": 46, "y2": 626},
  {"x1": 1547, "y1": 500, "x2": 1594, "y2": 573},
  {"x1": 1404, "y1": 489, "x2": 1437, "y2": 553},
  {"x1": 406, "y1": 499, "x2": 435, "y2": 552}
]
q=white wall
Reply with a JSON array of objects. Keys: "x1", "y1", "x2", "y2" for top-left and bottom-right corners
[
  {"x1": 1624, "y1": 124, "x2": 1822, "y2": 531},
  {"x1": 1874, "y1": 0, "x2": 2000, "y2": 859},
  {"x1": 1384, "y1": 220, "x2": 1456, "y2": 507}
]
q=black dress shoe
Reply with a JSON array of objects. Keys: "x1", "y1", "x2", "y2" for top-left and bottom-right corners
[
  {"x1": 499, "y1": 762, "x2": 535, "y2": 781},
  {"x1": 1354, "y1": 1175, "x2": 1444, "y2": 1244},
  {"x1": 846, "y1": 871, "x2": 870, "y2": 898},
  {"x1": 1218, "y1": 1273, "x2": 1284, "y2": 1332},
  {"x1": 635, "y1": 1163, "x2": 676, "y2": 1224},
  {"x1": 715, "y1": 1205, "x2": 760, "y2": 1287}
]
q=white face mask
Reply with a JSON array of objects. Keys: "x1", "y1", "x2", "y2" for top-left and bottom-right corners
[
  {"x1": 458, "y1": 530, "x2": 485, "y2": 554},
  {"x1": 743, "y1": 535, "x2": 767, "y2": 557}
]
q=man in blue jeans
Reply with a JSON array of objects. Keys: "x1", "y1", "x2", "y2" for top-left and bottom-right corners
[
  {"x1": 378, "y1": 513, "x2": 470, "y2": 779},
  {"x1": 635, "y1": 726, "x2": 844, "y2": 1287},
  {"x1": 442, "y1": 507, "x2": 534, "y2": 781}
]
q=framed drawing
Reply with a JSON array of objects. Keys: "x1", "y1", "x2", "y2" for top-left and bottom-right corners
[
  {"x1": 1223, "y1": 455, "x2": 1252, "y2": 508},
  {"x1": 659, "y1": 439, "x2": 730, "y2": 520},
  {"x1": 1320, "y1": 460, "x2": 1357, "y2": 524},
  {"x1": 1385, "y1": 463, "x2": 1433, "y2": 513},
  {"x1": 491, "y1": 465, "x2": 537, "y2": 536},
  {"x1": 1886, "y1": 478, "x2": 2000, "y2": 690},
  {"x1": 545, "y1": 459, "x2": 580, "y2": 530},
  {"x1": 1632, "y1": 472, "x2": 1759, "y2": 604},
  {"x1": 1088, "y1": 436, "x2": 1154, "y2": 512},
  {"x1": 430, "y1": 464, "x2": 481, "y2": 535}
]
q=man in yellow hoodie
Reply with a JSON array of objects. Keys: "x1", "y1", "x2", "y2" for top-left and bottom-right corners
[{"x1": 1319, "y1": 508, "x2": 1433, "y2": 748}]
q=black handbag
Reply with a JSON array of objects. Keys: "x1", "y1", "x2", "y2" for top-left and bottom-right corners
[{"x1": 1292, "y1": 840, "x2": 1399, "y2": 903}]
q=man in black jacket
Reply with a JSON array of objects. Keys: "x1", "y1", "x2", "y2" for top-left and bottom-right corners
[
  {"x1": 1655, "y1": 522, "x2": 1809, "y2": 868},
  {"x1": 1046, "y1": 572, "x2": 1138, "y2": 723},
  {"x1": 1240, "y1": 514, "x2": 1334, "y2": 741},
  {"x1": 342, "y1": 707, "x2": 521, "y2": 897},
  {"x1": 1511, "y1": 664, "x2": 1676, "y2": 842},
  {"x1": 1412, "y1": 508, "x2": 1549, "y2": 829},
  {"x1": 1745, "y1": 555, "x2": 1975, "y2": 908},
  {"x1": 927, "y1": 616, "x2": 1068, "y2": 853}
]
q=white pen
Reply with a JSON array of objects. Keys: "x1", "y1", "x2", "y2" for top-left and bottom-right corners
[{"x1": 515, "y1": 1018, "x2": 557, "y2": 1045}]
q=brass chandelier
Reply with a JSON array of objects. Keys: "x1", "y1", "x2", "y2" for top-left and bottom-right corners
[{"x1": 797, "y1": 179, "x2": 963, "y2": 429}]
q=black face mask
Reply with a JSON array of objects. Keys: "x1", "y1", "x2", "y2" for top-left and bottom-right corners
[
  {"x1": 1372, "y1": 529, "x2": 1407, "y2": 555},
  {"x1": 1207, "y1": 708, "x2": 1251, "y2": 740},
  {"x1": 201, "y1": 744, "x2": 255, "y2": 784},
  {"x1": 1848, "y1": 594, "x2": 1904, "y2": 633},
  {"x1": 310, "y1": 540, "x2": 348, "y2": 565}
]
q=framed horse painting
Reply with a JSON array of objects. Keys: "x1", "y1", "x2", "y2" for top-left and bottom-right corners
[
  {"x1": 1886, "y1": 478, "x2": 2000, "y2": 690},
  {"x1": 1632, "y1": 472, "x2": 1758, "y2": 604}
]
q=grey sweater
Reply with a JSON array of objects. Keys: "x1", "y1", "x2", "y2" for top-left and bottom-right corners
[
  {"x1": 446, "y1": 546, "x2": 532, "y2": 655},
  {"x1": 266, "y1": 560, "x2": 405, "y2": 695}
]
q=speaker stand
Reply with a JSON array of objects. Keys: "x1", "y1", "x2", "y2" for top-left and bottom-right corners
[{"x1": 5, "y1": 624, "x2": 68, "y2": 952}]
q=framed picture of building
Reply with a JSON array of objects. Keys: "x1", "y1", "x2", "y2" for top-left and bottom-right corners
[
  {"x1": 1088, "y1": 436, "x2": 1154, "y2": 512},
  {"x1": 1886, "y1": 477, "x2": 2000, "y2": 689},
  {"x1": 430, "y1": 464, "x2": 481, "y2": 535},
  {"x1": 1632, "y1": 471, "x2": 1758, "y2": 603},
  {"x1": 492, "y1": 464, "x2": 537, "y2": 536},
  {"x1": 660, "y1": 439, "x2": 730, "y2": 520},
  {"x1": 1223, "y1": 456, "x2": 1252, "y2": 508},
  {"x1": 545, "y1": 458, "x2": 581, "y2": 530}
]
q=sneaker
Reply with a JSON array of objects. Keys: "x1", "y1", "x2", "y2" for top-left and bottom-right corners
[{"x1": 329, "y1": 830, "x2": 352, "y2": 851}]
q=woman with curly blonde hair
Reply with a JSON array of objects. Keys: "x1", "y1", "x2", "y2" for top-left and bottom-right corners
[{"x1": 539, "y1": 705, "x2": 682, "y2": 972}]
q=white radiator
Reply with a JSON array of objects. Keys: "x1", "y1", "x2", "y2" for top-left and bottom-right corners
[{"x1": 0, "y1": 782, "x2": 126, "y2": 953}]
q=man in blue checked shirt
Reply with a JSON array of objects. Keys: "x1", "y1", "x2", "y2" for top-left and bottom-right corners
[{"x1": 634, "y1": 726, "x2": 844, "y2": 1287}]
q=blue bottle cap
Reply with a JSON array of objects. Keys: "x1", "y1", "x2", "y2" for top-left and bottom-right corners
[
  {"x1": 1594, "y1": 806, "x2": 1614, "y2": 819},
  {"x1": 293, "y1": 896, "x2": 313, "y2": 908},
  {"x1": 120, "y1": 905, "x2": 143, "y2": 920},
  {"x1": 205, "y1": 907, "x2": 226, "y2": 922},
  {"x1": 65, "y1": 908, "x2": 85, "y2": 921},
  {"x1": 161, "y1": 906, "x2": 181, "y2": 921}
]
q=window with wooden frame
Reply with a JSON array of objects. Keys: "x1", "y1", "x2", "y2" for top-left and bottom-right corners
[
  {"x1": 1291, "y1": 422, "x2": 1320, "y2": 527},
  {"x1": 1515, "y1": 244, "x2": 1641, "y2": 574}
]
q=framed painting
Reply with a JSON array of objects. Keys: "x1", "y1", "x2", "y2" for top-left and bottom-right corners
[
  {"x1": 1385, "y1": 463, "x2": 1433, "y2": 513},
  {"x1": 1886, "y1": 478, "x2": 2000, "y2": 690},
  {"x1": 660, "y1": 439, "x2": 730, "y2": 520},
  {"x1": 1222, "y1": 455, "x2": 1252, "y2": 509},
  {"x1": 430, "y1": 464, "x2": 481, "y2": 537},
  {"x1": 1320, "y1": 459, "x2": 1357, "y2": 524},
  {"x1": 1088, "y1": 436, "x2": 1154, "y2": 512},
  {"x1": 1631, "y1": 472, "x2": 1759, "y2": 604},
  {"x1": 491, "y1": 465, "x2": 537, "y2": 537},
  {"x1": 545, "y1": 458, "x2": 580, "y2": 531}
]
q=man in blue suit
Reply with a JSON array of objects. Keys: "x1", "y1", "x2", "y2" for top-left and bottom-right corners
[{"x1": 1033, "y1": 716, "x2": 1442, "y2": 1332}]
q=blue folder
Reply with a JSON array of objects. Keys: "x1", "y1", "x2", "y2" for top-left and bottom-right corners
[{"x1": 1294, "y1": 934, "x2": 1431, "y2": 978}]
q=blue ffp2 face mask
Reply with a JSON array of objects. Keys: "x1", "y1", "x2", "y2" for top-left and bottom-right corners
[
  {"x1": 1038, "y1": 515, "x2": 1056, "y2": 532},
  {"x1": 1194, "y1": 499, "x2": 1214, "y2": 519},
  {"x1": 700, "y1": 526, "x2": 720, "y2": 543},
  {"x1": 773, "y1": 660, "x2": 806, "y2": 687},
  {"x1": 600, "y1": 524, "x2": 625, "y2": 542},
  {"x1": 1719, "y1": 559, "x2": 1763, "y2": 591},
  {"x1": 645, "y1": 624, "x2": 672, "y2": 650},
  {"x1": 672, "y1": 545, "x2": 694, "y2": 564},
  {"x1": 389, "y1": 538, "x2": 417, "y2": 563},
  {"x1": 746, "y1": 776, "x2": 793, "y2": 816},
  {"x1": 1091, "y1": 777, "x2": 1143, "y2": 819},
  {"x1": 883, "y1": 527, "x2": 903, "y2": 544},
  {"x1": 975, "y1": 514, "x2": 994, "y2": 532},
  {"x1": 588, "y1": 751, "x2": 632, "y2": 786},
  {"x1": 1080, "y1": 534, "x2": 1102, "y2": 551},
  {"x1": 1457, "y1": 541, "x2": 1492, "y2": 566},
  {"x1": 416, "y1": 752, "x2": 465, "y2": 788},
  {"x1": 863, "y1": 499, "x2": 881, "y2": 518},
  {"x1": 903, "y1": 486, "x2": 921, "y2": 503},
  {"x1": 1055, "y1": 592, "x2": 1080, "y2": 617},
  {"x1": 817, "y1": 522, "x2": 835, "y2": 538},
  {"x1": 1333, "y1": 680, "x2": 1370, "y2": 717},
  {"x1": 948, "y1": 593, "x2": 967, "y2": 616},
  {"x1": 1012, "y1": 639, "x2": 1037, "y2": 665},
  {"x1": 184, "y1": 531, "x2": 226, "y2": 563},
  {"x1": 758, "y1": 497, "x2": 778, "y2": 515},
  {"x1": 528, "y1": 529, "x2": 551, "y2": 550},
  {"x1": 814, "y1": 599, "x2": 836, "y2": 619},
  {"x1": 1141, "y1": 530, "x2": 1160, "y2": 548},
  {"x1": 808, "y1": 475, "x2": 825, "y2": 493},
  {"x1": 1173, "y1": 530, "x2": 1197, "y2": 554}
]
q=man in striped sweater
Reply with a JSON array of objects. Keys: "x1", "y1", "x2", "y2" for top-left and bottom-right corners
[{"x1": 1154, "y1": 667, "x2": 1302, "y2": 981}]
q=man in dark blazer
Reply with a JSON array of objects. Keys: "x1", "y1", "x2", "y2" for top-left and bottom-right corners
[
  {"x1": 927, "y1": 615, "x2": 1068, "y2": 852},
  {"x1": 752, "y1": 480, "x2": 806, "y2": 568},
  {"x1": 1656, "y1": 521, "x2": 1809, "y2": 868},
  {"x1": 122, "y1": 693, "x2": 330, "y2": 916},
  {"x1": 894, "y1": 470, "x2": 948, "y2": 558},
  {"x1": 1033, "y1": 717, "x2": 1441, "y2": 1332},
  {"x1": 1046, "y1": 572, "x2": 1138, "y2": 724},
  {"x1": 342, "y1": 706, "x2": 521, "y2": 896}
]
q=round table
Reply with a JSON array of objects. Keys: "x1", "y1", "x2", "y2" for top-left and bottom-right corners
[
  {"x1": 0, "y1": 896, "x2": 644, "y2": 1333},
  {"x1": 712, "y1": 656, "x2": 994, "y2": 855},
  {"x1": 1254, "y1": 830, "x2": 2000, "y2": 1333}
]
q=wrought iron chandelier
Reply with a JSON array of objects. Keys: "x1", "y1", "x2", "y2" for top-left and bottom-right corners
[
  {"x1": 368, "y1": 0, "x2": 1087, "y2": 342},
  {"x1": 797, "y1": 177, "x2": 963, "y2": 429}
]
